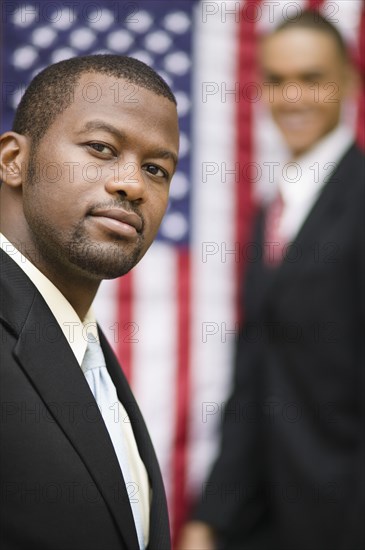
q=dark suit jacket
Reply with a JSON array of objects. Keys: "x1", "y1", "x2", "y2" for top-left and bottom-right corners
[
  {"x1": 0, "y1": 250, "x2": 170, "y2": 550},
  {"x1": 194, "y1": 144, "x2": 365, "y2": 550}
]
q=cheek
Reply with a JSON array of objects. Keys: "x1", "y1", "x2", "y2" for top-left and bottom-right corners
[
  {"x1": 153, "y1": 187, "x2": 169, "y2": 215},
  {"x1": 315, "y1": 84, "x2": 342, "y2": 119},
  {"x1": 159, "y1": 193, "x2": 170, "y2": 221},
  {"x1": 314, "y1": 103, "x2": 341, "y2": 131},
  {"x1": 144, "y1": 192, "x2": 169, "y2": 234},
  {"x1": 24, "y1": 182, "x2": 76, "y2": 232}
]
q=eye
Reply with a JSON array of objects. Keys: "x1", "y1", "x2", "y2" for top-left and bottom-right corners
[
  {"x1": 144, "y1": 164, "x2": 168, "y2": 179},
  {"x1": 264, "y1": 74, "x2": 282, "y2": 85},
  {"x1": 303, "y1": 74, "x2": 322, "y2": 84},
  {"x1": 87, "y1": 143, "x2": 115, "y2": 156}
]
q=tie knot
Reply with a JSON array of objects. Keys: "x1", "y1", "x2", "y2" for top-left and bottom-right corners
[{"x1": 81, "y1": 334, "x2": 106, "y2": 373}]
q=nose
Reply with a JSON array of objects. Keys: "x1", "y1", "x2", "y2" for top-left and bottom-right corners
[
  {"x1": 275, "y1": 80, "x2": 311, "y2": 110},
  {"x1": 105, "y1": 160, "x2": 147, "y2": 202}
]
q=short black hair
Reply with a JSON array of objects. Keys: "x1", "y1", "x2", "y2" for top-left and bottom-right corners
[
  {"x1": 12, "y1": 54, "x2": 176, "y2": 144},
  {"x1": 274, "y1": 10, "x2": 348, "y2": 60}
]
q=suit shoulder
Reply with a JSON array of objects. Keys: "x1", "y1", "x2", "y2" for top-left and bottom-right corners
[
  {"x1": 340, "y1": 144, "x2": 365, "y2": 181},
  {"x1": 0, "y1": 250, "x2": 37, "y2": 336},
  {"x1": 330, "y1": 144, "x2": 365, "y2": 204}
]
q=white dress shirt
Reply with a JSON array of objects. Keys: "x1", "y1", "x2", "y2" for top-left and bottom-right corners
[
  {"x1": 276, "y1": 124, "x2": 354, "y2": 242},
  {"x1": 0, "y1": 233, "x2": 150, "y2": 547}
]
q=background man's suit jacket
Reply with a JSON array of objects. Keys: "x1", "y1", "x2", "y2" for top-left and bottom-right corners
[
  {"x1": 0, "y1": 250, "x2": 170, "y2": 550},
  {"x1": 194, "y1": 144, "x2": 365, "y2": 550}
]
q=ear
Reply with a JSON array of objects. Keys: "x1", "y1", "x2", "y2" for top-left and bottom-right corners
[{"x1": 0, "y1": 131, "x2": 30, "y2": 188}]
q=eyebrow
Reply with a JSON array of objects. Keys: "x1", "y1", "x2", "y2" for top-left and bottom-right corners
[
  {"x1": 76, "y1": 119, "x2": 178, "y2": 168},
  {"x1": 263, "y1": 68, "x2": 327, "y2": 80},
  {"x1": 149, "y1": 149, "x2": 178, "y2": 169},
  {"x1": 76, "y1": 120, "x2": 126, "y2": 140}
]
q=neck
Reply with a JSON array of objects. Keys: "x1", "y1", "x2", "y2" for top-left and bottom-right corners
[
  {"x1": 39, "y1": 269, "x2": 100, "y2": 321},
  {"x1": 1, "y1": 229, "x2": 100, "y2": 321},
  {"x1": 25, "y1": 254, "x2": 100, "y2": 321}
]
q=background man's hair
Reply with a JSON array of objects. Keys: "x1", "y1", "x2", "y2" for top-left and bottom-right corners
[
  {"x1": 12, "y1": 54, "x2": 176, "y2": 145},
  {"x1": 274, "y1": 10, "x2": 348, "y2": 60}
]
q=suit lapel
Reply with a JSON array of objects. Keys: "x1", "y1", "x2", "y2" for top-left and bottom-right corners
[
  {"x1": 257, "y1": 144, "x2": 357, "y2": 300},
  {"x1": 1, "y1": 254, "x2": 140, "y2": 550},
  {"x1": 1, "y1": 249, "x2": 171, "y2": 549},
  {"x1": 100, "y1": 331, "x2": 171, "y2": 550}
]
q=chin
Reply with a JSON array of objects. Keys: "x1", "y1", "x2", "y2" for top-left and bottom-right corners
[
  {"x1": 82, "y1": 262, "x2": 137, "y2": 280},
  {"x1": 69, "y1": 249, "x2": 143, "y2": 281},
  {"x1": 286, "y1": 138, "x2": 315, "y2": 157}
]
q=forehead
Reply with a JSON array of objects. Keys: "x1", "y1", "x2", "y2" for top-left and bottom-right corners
[
  {"x1": 260, "y1": 28, "x2": 344, "y2": 74},
  {"x1": 50, "y1": 72, "x2": 179, "y2": 145}
]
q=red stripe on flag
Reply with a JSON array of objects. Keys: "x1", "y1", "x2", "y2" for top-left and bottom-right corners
[
  {"x1": 116, "y1": 271, "x2": 133, "y2": 383},
  {"x1": 236, "y1": 0, "x2": 262, "y2": 316},
  {"x1": 307, "y1": 0, "x2": 326, "y2": 10},
  {"x1": 171, "y1": 248, "x2": 191, "y2": 544}
]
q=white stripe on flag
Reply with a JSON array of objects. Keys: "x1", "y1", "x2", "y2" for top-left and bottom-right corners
[
  {"x1": 187, "y1": 0, "x2": 239, "y2": 497},
  {"x1": 131, "y1": 241, "x2": 178, "y2": 505}
]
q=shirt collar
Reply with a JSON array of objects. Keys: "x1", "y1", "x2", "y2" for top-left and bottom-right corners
[
  {"x1": 0, "y1": 232, "x2": 97, "y2": 365},
  {"x1": 278, "y1": 124, "x2": 354, "y2": 206}
]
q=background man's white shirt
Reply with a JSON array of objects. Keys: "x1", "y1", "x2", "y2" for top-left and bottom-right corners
[{"x1": 276, "y1": 125, "x2": 354, "y2": 241}]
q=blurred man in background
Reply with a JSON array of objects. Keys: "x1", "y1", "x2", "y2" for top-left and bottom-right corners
[{"x1": 179, "y1": 10, "x2": 364, "y2": 550}]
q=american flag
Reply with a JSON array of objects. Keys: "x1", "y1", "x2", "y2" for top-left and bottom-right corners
[{"x1": 2, "y1": 0, "x2": 364, "y2": 542}]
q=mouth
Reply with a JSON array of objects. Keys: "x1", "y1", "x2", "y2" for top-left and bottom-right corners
[
  {"x1": 276, "y1": 112, "x2": 315, "y2": 131},
  {"x1": 89, "y1": 208, "x2": 143, "y2": 238}
]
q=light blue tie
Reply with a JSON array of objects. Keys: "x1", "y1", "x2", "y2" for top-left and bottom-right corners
[{"x1": 81, "y1": 334, "x2": 145, "y2": 549}]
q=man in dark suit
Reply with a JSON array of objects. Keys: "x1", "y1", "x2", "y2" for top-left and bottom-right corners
[
  {"x1": 0, "y1": 55, "x2": 179, "y2": 550},
  {"x1": 179, "y1": 11, "x2": 364, "y2": 550}
]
